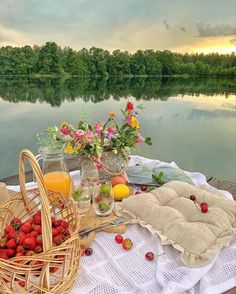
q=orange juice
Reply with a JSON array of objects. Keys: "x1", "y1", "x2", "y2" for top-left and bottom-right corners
[{"x1": 44, "y1": 171, "x2": 73, "y2": 197}]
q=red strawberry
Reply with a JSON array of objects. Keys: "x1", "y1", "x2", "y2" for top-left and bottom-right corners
[
  {"x1": 36, "y1": 235, "x2": 43, "y2": 245},
  {"x1": 5, "y1": 225, "x2": 14, "y2": 235},
  {"x1": 25, "y1": 250, "x2": 35, "y2": 256},
  {"x1": 6, "y1": 248, "x2": 15, "y2": 258},
  {"x1": 32, "y1": 224, "x2": 42, "y2": 234},
  {"x1": 60, "y1": 220, "x2": 69, "y2": 229},
  {"x1": 51, "y1": 216, "x2": 56, "y2": 226},
  {"x1": 95, "y1": 194, "x2": 103, "y2": 203},
  {"x1": 52, "y1": 228, "x2": 59, "y2": 237},
  {"x1": 56, "y1": 226, "x2": 65, "y2": 234},
  {"x1": 64, "y1": 228, "x2": 70, "y2": 237},
  {"x1": 6, "y1": 238, "x2": 17, "y2": 249},
  {"x1": 50, "y1": 267, "x2": 59, "y2": 273},
  {"x1": 53, "y1": 220, "x2": 61, "y2": 227},
  {"x1": 30, "y1": 231, "x2": 38, "y2": 238},
  {"x1": 15, "y1": 252, "x2": 24, "y2": 257},
  {"x1": 23, "y1": 237, "x2": 36, "y2": 250},
  {"x1": 21, "y1": 223, "x2": 32, "y2": 234},
  {"x1": 33, "y1": 213, "x2": 41, "y2": 225},
  {"x1": 53, "y1": 234, "x2": 65, "y2": 245},
  {"x1": 84, "y1": 248, "x2": 93, "y2": 256},
  {"x1": 35, "y1": 245, "x2": 43, "y2": 253},
  {"x1": 11, "y1": 218, "x2": 22, "y2": 230},
  {"x1": 25, "y1": 218, "x2": 33, "y2": 225},
  {"x1": 5, "y1": 230, "x2": 16, "y2": 241},
  {"x1": 200, "y1": 202, "x2": 208, "y2": 213},
  {"x1": 115, "y1": 234, "x2": 123, "y2": 243},
  {"x1": 16, "y1": 245, "x2": 25, "y2": 253},
  {"x1": 18, "y1": 280, "x2": 25, "y2": 287},
  {"x1": 122, "y1": 238, "x2": 133, "y2": 250},
  {"x1": 17, "y1": 232, "x2": 26, "y2": 245},
  {"x1": 0, "y1": 251, "x2": 9, "y2": 260}
]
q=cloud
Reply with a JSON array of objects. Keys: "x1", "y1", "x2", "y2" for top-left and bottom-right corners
[{"x1": 196, "y1": 22, "x2": 236, "y2": 37}]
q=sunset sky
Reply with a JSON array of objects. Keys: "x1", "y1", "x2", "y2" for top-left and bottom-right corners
[{"x1": 0, "y1": 0, "x2": 235, "y2": 54}]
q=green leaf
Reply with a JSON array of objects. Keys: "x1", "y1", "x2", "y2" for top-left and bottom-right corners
[
  {"x1": 144, "y1": 137, "x2": 152, "y2": 145},
  {"x1": 72, "y1": 189, "x2": 83, "y2": 201},
  {"x1": 152, "y1": 171, "x2": 165, "y2": 185},
  {"x1": 98, "y1": 201, "x2": 110, "y2": 212}
]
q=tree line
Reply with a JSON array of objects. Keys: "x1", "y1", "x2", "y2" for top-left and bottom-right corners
[
  {"x1": 0, "y1": 77, "x2": 234, "y2": 107},
  {"x1": 0, "y1": 42, "x2": 235, "y2": 77}
]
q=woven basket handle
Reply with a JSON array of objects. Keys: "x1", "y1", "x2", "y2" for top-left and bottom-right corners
[{"x1": 19, "y1": 149, "x2": 52, "y2": 252}]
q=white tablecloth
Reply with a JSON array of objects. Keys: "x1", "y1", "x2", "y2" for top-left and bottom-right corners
[{"x1": 8, "y1": 156, "x2": 236, "y2": 294}]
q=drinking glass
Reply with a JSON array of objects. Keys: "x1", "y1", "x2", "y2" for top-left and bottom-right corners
[
  {"x1": 93, "y1": 181, "x2": 114, "y2": 218},
  {"x1": 72, "y1": 185, "x2": 94, "y2": 217},
  {"x1": 80, "y1": 167, "x2": 99, "y2": 186}
]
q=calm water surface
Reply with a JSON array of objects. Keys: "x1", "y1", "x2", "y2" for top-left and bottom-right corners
[{"x1": 0, "y1": 77, "x2": 235, "y2": 182}]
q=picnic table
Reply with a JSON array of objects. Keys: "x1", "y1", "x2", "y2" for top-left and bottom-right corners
[{"x1": 3, "y1": 156, "x2": 236, "y2": 294}]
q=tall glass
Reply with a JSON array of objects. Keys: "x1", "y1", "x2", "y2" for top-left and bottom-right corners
[
  {"x1": 93, "y1": 181, "x2": 114, "y2": 218},
  {"x1": 72, "y1": 185, "x2": 92, "y2": 217}
]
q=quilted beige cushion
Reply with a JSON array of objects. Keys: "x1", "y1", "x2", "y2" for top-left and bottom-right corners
[{"x1": 115, "y1": 181, "x2": 236, "y2": 267}]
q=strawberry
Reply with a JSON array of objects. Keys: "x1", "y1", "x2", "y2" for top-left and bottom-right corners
[
  {"x1": 115, "y1": 234, "x2": 123, "y2": 244},
  {"x1": 25, "y1": 218, "x2": 33, "y2": 225},
  {"x1": 53, "y1": 234, "x2": 65, "y2": 245},
  {"x1": 33, "y1": 213, "x2": 41, "y2": 225},
  {"x1": 190, "y1": 195, "x2": 196, "y2": 201},
  {"x1": 5, "y1": 225, "x2": 14, "y2": 235},
  {"x1": 122, "y1": 238, "x2": 133, "y2": 250},
  {"x1": 30, "y1": 231, "x2": 38, "y2": 238},
  {"x1": 11, "y1": 218, "x2": 22, "y2": 230},
  {"x1": 6, "y1": 248, "x2": 15, "y2": 258},
  {"x1": 56, "y1": 226, "x2": 65, "y2": 234},
  {"x1": 52, "y1": 228, "x2": 59, "y2": 237},
  {"x1": 15, "y1": 252, "x2": 24, "y2": 258},
  {"x1": 35, "y1": 245, "x2": 43, "y2": 253},
  {"x1": 6, "y1": 238, "x2": 17, "y2": 249},
  {"x1": 0, "y1": 251, "x2": 9, "y2": 260},
  {"x1": 18, "y1": 280, "x2": 25, "y2": 287},
  {"x1": 60, "y1": 220, "x2": 69, "y2": 229},
  {"x1": 32, "y1": 224, "x2": 42, "y2": 234},
  {"x1": 64, "y1": 228, "x2": 70, "y2": 237},
  {"x1": 36, "y1": 235, "x2": 43, "y2": 245},
  {"x1": 17, "y1": 232, "x2": 26, "y2": 245},
  {"x1": 51, "y1": 216, "x2": 56, "y2": 226},
  {"x1": 23, "y1": 237, "x2": 36, "y2": 250},
  {"x1": 25, "y1": 250, "x2": 35, "y2": 256},
  {"x1": 21, "y1": 223, "x2": 32, "y2": 233},
  {"x1": 50, "y1": 267, "x2": 59, "y2": 273},
  {"x1": 6, "y1": 230, "x2": 16, "y2": 240},
  {"x1": 53, "y1": 220, "x2": 61, "y2": 227},
  {"x1": 16, "y1": 245, "x2": 25, "y2": 253}
]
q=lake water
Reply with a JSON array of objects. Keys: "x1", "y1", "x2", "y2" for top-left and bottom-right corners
[{"x1": 0, "y1": 77, "x2": 235, "y2": 182}]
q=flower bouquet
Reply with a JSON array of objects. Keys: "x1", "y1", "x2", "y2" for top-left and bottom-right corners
[{"x1": 45, "y1": 101, "x2": 152, "y2": 174}]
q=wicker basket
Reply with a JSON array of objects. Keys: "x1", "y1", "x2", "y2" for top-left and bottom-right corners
[{"x1": 0, "y1": 150, "x2": 80, "y2": 294}]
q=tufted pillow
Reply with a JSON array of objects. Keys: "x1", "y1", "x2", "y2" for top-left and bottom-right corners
[{"x1": 115, "y1": 181, "x2": 236, "y2": 267}]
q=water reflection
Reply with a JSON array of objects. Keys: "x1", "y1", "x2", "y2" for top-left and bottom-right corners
[{"x1": 0, "y1": 77, "x2": 235, "y2": 107}]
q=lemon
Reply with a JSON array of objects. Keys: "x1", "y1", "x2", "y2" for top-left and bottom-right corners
[{"x1": 112, "y1": 184, "x2": 130, "y2": 201}]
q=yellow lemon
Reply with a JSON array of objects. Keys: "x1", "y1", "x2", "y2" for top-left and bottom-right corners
[{"x1": 112, "y1": 184, "x2": 130, "y2": 201}]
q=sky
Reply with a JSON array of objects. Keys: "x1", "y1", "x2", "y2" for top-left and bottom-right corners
[{"x1": 0, "y1": 0, "x2": 235, "y2": 54}]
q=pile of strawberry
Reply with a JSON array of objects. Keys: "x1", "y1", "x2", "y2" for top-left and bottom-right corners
[{"x1": 0, "y1": 211, "x2": 70, "y2": 260}]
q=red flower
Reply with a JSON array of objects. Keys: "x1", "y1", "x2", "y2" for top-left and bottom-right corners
[
  {"x1": 126, "y1": 102, "x2": 134, "y2": 111},
  {"x1": 60, "y1": 127, "x2": 70, "y2": 135},
  {"x1": 96, "y1": 163, "x2": 103, "y2": 170}
]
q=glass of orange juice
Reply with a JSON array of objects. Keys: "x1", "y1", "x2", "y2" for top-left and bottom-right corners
[{"x1": 36, "y1": 147, "x2": 73, "y2": 198}]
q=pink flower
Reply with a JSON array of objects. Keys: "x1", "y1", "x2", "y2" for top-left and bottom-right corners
[
  {"x1": 73, "y1": 130, "x2": 84, "y2": 140},
  {"x1": 60, "y1": 126, "x2": 70, "y2": 135},
  {"x1": 125, "y1": 116, "x2": 132, "y2": 125},
  {"x1": 135, "y1": 132, "x2": 145, "y2": 144},
  {"x1": 95, "y1": 123, "x2": 103, "y2": 135},
  {"x1": 92, "y1": 156, "x2": 99, "y2": 162},
  {"x1": 105, "y1": 127, "x2": 116, "y2": 139}
]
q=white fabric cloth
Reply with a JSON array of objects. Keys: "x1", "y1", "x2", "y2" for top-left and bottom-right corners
[{"x1": 8, "y1": 156, "x2": 236, "y2": 294}]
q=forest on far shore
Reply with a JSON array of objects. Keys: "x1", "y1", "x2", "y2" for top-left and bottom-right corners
[{"x1": 0, "y1": 42, "x2": 235, "y2": 77}]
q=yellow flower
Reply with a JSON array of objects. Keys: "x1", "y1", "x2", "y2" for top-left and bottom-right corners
[
  {"x1": 64, "y1": 144, "x2": 74, "y2": 154},
  {"x1": 109, "y1": 112, "x2": 116, "y2": 118},
  {"x1": 131, "y1": 116, "x2": 140, "y2": 129}
]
